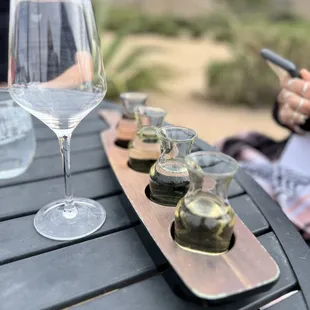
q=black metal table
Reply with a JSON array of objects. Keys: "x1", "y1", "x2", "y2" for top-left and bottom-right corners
[{"x1": 0, "y1": 102, "x2": 309, "y2": 310}]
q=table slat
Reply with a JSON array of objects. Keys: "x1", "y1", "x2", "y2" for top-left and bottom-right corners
[
  {"x1": 0, "y1": 149, "x2": 109, "y2": 187},
  {"x1": 230, "y1": 195, "x2": 269, "y2": 235},
  {"x1": 0, "y1": 169, "x2": 120, "y2": 221},
  {"x1": 193, "y1": 138, "x2": 216, "y2": 152},
  {"x1": 0, "y1": 228, "x2": 156, "y2": 310},
  {"x1": 74, "y1": 275, "x2": 202, "y2": 310},
  {"x1": 0, "y1": 149, "x2": 109, "y2": 188},
  {"x1": 35, "y1": 134, "x2": 102, "y2": 158},
  {"x1": 266, "y1": 292, "x2": 307, "y2": 310},
  {"x1": 0, "y1": 195, "x2": 138, "y2": 265},
  {"x1": 191, "y1": 144, "x2": 201, "y2": 153},
  {"x1": 73, "y1": 232, "x2": 296, "y2": 310},
  {"x1": 228, "y1": 179, "x2": 244, "y2": 197}
]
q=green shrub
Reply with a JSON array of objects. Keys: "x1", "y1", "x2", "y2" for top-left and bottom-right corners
[
  {"x1": 94, "y1": 5, "x2": 180, "y2": 37},
  {"x1": 221, "y1": 0, "x2": 277, "y2": 15},
  {"x1": 94, "y1": 5, "x2": 147, "y2": 34},
  {"x1": 145, "y1": 15, "x2": 181, "y2": 37},
  {"x1": 105, "y1": 8, "x2": 149, "y2": 33},
  {"x1": 206, "y1": 21, "x2": 310, "y2": 107},
  {"x1": 92, "y1": 1, "x2": 303, "y2": 41},
  {"x1": 181, "y1": 17, "x2": 207, "y2": 38},
  {"x1": 102, "y1": 31, "x2": 174, "y2": 100},
  {"x1": 207, "y1": 57, "x2": 279, "y2": 108},
  {"x1": 182, "y1": 13, "x2": 233, "y2": 39},
  {"x1": 92, "y1": 4, "x2": 235, "y2": 39},
  {"x1": 269, "y1": 11, "x2": 302, "y2": 23}
]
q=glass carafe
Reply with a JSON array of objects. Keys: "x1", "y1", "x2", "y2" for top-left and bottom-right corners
[
  {"x1": 116, "y1": 92, "x2": 147, "y2": 148},
  {"x1": 129, "y1": 106, "x2": 166, "y2": 173},
  {"x1": 0, "y1": 89, "x2": 36, "y2": 179},
  {"x1": 175, "y1": 152, "x2": 239, "y2": 255},
  {"x1": 149, "y1": 126, "x2": 197, "y2": 206}
]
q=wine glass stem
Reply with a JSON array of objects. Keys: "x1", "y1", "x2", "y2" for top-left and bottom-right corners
[{"x1": 59, "y1": 134, "x2": 77, "y2": 219}]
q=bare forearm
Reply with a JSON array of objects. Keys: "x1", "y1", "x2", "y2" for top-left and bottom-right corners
[{"x1": 42, "y1": 51, "x2": 94, "y2": 89}]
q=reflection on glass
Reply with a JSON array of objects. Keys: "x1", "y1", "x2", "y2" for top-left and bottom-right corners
[
  {"x1": 149, "y1": 126, "x2": 197, "y2": 206},
  {"x1": 0, "y1": 90, "x2": 36, "y2": 179},
  {"x1": 9, "y1": 0, "x2": 107, "y2": 241},
  {"x1": 115, "y1": 92, "x2": 147, "y2": 148},
  {"x1": 175, "y1": 152, "x2": 238, "y2": 255},
  {"x1": 129, "y1": 106, "x2": 166, "y2": 173}
]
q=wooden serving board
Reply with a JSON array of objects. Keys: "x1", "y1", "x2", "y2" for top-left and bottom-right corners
[{"x1": 99, "y1": 110, "x2": 280, "y2": 302}]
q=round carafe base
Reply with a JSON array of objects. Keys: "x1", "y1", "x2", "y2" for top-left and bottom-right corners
[
  {"x1": 171, "y1": 221, "x2": 235, "y2": 256},
  {"x1": 34, "y1": 197, "x2": 106, "y2": 241},
  {"x1": 175, "y1": 240, "x2": 229, "y2": 256},
  {"x1": 174, "y1": 196, "x2": 235, "y2": 255}
]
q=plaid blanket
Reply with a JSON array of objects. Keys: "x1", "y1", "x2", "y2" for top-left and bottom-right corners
[{"x1": 217, "y1": 132, "x2": 310, "y2": 239}]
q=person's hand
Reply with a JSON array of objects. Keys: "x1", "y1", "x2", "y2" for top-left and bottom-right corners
[
  {"x1": 40, "y1": 52, "x2": 93, "y2": 89},
  {"x1": 277, "y1": 69, "x2": 310, "y2": 133}
]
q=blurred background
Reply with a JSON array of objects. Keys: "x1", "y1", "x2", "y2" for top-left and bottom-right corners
[{"x1": 92, "y1": 0, "x2": 310, "y2": 143}]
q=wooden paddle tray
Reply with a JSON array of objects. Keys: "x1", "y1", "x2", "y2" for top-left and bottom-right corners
[{"x1": 100, "y1": 110, "x2": 280, "y2": 303}]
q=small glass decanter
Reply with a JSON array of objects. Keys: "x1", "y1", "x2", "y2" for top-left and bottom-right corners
[
  {"x1": 115, "y1": 92, "x2": 147, "y2": 148},
  {"x1": 0, "y1": 90, "x2": 36, "y2": 179},
  {"x1": 129, "y1": 106, "x2": 166, "y2": 173},
  {"x1": 149, "y1": 126, "x2": 197, "y2": 206},
  {"x1": 175, "y1": 151, "x2": 239, "y2": 255}
]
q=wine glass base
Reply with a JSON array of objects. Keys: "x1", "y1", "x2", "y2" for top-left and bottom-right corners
[{"x1": 34, "y1": 197, "x2": 106, "y2": 241}]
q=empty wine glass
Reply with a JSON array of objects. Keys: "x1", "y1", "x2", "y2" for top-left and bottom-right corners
[{"x1": 8, "y1": 0, "x2": 107, "y2": 240}]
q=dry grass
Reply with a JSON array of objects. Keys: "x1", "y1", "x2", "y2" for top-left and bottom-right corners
[{"x1": 102, "y1": 32, "x2": 289, "y2": 144}]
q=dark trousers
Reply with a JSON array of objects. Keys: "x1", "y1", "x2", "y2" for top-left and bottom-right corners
[{"x1": 0, "y1": 10, "x2": 9, "y2": 82}]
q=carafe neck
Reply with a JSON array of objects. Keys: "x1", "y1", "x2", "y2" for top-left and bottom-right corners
[
  {"x1": 186, "y1": 170, "x2": 233, "y2": 204},
  {"x1": 160, "y1": 139, "x2": 194, "y2": 162}
]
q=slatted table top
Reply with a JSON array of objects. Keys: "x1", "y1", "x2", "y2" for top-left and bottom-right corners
[{"x1": 1, "y1": 100, "x2": 310, "y2": 310}]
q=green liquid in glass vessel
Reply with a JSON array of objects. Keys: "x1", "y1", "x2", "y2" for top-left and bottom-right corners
[
  {"x1": 174, "y1": 152, "x2": 239, "y2": 254},
  {"x1": 149, "y1": 126, "x2": 197, "y2": 206},
  {"x1": 129, "y1": 107, "x2": 166, "y2": 173}
]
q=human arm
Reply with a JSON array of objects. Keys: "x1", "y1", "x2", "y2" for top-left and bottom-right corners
[
  {"x1": 41, "y1": 51, "x2": 94, "y2": 89},
  {"x1": 273, "y1": 69, "x2": 310, "y2": 134}
]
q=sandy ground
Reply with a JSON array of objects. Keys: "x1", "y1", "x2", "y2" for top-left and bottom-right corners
[{"x1": 102, "y1": 33, "x2": 289, "y2": 144}]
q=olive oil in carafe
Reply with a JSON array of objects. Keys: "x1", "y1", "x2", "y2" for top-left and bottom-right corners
[
  {"x1": 129, "y1": 158, "x2": 157, "y2": 173},
  {"x1": 115, "y1": 117, "x2": 138, "y2": 149},
  {"x1": 115, "y1": 139, "x2": 130, "y2": 149},
  {"x1": 175, "y1": 193, "x2": 235, "y2": 254},
  {"x1": 149, "y1": 161, "x2": 189, "y2": 206},
  {"x1": 129, "y1": 128, "x2": 160, "y2": 173}
]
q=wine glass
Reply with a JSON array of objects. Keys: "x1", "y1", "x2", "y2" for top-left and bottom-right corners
[{"x1": 8, "y1": 0, "x2": 107, "y2": 241}]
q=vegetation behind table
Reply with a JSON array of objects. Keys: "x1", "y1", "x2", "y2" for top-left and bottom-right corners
[
  {"x1": 206, "y1": 0, "x2": 310, "y2": 108},
  {"x1": 92, "y1": 0, "x2": 310, "y2": 107}
]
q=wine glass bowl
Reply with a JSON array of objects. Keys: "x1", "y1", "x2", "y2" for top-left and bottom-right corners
[{"x1": 8, "y1": 0, "x2": 107, "y2": 240}]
